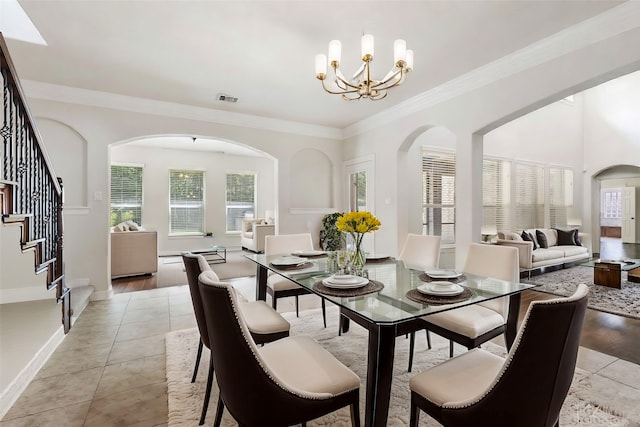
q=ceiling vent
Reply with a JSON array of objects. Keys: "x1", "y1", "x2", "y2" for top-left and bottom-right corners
[{"x1": 216, "y1": 93, "x2": 238, "y2": 103}]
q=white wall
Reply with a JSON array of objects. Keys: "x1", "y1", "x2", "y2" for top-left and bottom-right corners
[
  {"x1": 17, "y1": 101, "x2": 343, "y2": 299},
  {"x1": 110, "y1": 144, "x2": 276, "y2": 252},
  {"x1": 344, "y1": 25, "x2": 640, "y2": 267}
]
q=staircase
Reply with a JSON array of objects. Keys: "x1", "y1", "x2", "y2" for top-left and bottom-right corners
[{"x1": 0, "y1": 33, "x2": 71, "y2": 333}]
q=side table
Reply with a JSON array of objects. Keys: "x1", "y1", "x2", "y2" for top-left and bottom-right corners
[{"x1": 594, "y1": 261, "x2": 621, "y2": 288}]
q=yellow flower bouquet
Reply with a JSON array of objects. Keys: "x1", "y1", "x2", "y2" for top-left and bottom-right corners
[{"x1": 336, "y1": 211, "x2": 381, "y2": 270}]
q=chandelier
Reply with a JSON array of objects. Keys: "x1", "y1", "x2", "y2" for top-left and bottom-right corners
[{"x1": 315, "y1": 35, "x2": 413, "y2": 101}]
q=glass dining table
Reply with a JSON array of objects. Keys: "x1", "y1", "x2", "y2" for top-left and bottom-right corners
[{"x1": 245, "y1": 253, "x2": 536, "y2": 427}]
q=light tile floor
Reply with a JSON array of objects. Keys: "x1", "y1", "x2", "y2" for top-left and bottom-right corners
[{"x1": 2, "y1": 277, "x2": 640, "y2": 426}]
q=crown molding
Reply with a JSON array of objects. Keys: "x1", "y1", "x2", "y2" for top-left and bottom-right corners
[
  {"x1": 343, "y1": 1, "x2": 640, "y2": 139},
  {"x1": 21, "y1": 80, "x2": 343, "y2": 140}
]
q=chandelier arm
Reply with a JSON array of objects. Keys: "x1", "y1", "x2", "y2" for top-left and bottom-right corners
[
  {"x1": 341, "y1": 93, "x2": 363, "y2": 101},
  {"x1": 320, "y1": 78, "x2": 362, "y2": 96},
  {"x1": 371, "y1": 68, "x2": 404, "y2": 90},
  {"x1": 333, "y1": 66, "x2": 364, "y2": 90}
]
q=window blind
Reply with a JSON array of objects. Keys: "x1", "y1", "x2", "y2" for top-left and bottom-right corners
[
  {"x1": 515, "y1": 163, "x2": 544, "y2": 230},
  {"x1": 110, "y1": 165, "x2": 143, "y2": 226},
  {"x1": 226, "y1": 173, "x2": 256, "y2": 232},
  {"x1": 169, "y1": 169, "x2": 204, "y2": 234},
  {"x1": 549, "y1": 167, "x2": 574, "y2": 228},
  {"x1": 422, "y1": 150, "x2": 455, "y2": 244},
  {"x1": 482, "y1": 158, "x2": 511, "y2": 234}
]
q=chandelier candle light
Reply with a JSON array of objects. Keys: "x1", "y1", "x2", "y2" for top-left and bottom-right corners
[
  {"x1": 315, "y1": 35, "x2": 413, "y2": 100},
  {"x1": 336, "y1": 211, "x2": 381, "y2": 274}
]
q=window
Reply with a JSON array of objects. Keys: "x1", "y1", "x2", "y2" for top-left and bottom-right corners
[
  {"x1": 515, "y1": 163, "x2": 544, "y2": 230},
  {"x1": 482, "y1": 158, "x2": 511, "y2": 234},
  {"x1": 169, "y1": 169, "x2": 205, "y2": 234},
  {"x1": 549, "y1": 167, "x2": 574, "y2": 228},
  {"x1": 110, "y1": 165, "x2": 143, "y2": 226},
  {"x1": 422, "y1": 150, "x2": 455, "y2": 244},
  {"x1": 226, "y1": 172, "x2": 256, "y2": 232},
  {"x1": 603, "y1": 189, "x2": 622, "y2": 219}
]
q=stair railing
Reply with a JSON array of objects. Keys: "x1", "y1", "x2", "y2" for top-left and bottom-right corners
[{"x1": 0, "y1": 32, "x2": 70, "y2": 333}]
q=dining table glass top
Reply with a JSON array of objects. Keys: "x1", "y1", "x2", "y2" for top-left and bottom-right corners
[{"x1": 245, "y1": 253, "x2": 537, "y2": 325}]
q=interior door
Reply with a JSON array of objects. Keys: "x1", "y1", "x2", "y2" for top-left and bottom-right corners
[
  {"x1": 345, "y1": 157, "x2": 374, "y2": 253},
  {"x1": 622, "y1": 186, "x2": 636, "y2": 243}
]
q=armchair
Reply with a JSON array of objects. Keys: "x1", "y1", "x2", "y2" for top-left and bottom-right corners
[{"x1": 240, "y1": 218, "x2": 275, "y2": 253}]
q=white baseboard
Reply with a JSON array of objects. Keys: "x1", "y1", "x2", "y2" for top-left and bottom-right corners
[{"x1": 0, "y1": 326, "x2": 64, "y2": 420}]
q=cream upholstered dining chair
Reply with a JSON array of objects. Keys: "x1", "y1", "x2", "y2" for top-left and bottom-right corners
[
  {"x1": 198, "y1": 270, "x2": 361, "y2": 427},
  {"x1": 265, "y1": 233, "x2": 327, "y2": 327},
  {"x1": 408, "y1": 284, "x2": 588, "y2": 427},
  {"x1": 399, "y1": 234, "x2": 441, "y2": 372},
  {"x1": 182, "y1": 252, "x2": 290, "y2": 425},
  {"x1": 417, "y1": 243, "x2": 519, "y2": 359}
]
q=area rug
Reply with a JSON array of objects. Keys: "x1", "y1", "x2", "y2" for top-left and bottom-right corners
[
  {"x1": 166, "y1": 308, "x2": 639, "y2": 427},
  {"x1": 157, "y1": 251, "x2": 256, "y2": 287},
  {"x1": 522, "y1": 266, "x2": 640, "y2": 319}
]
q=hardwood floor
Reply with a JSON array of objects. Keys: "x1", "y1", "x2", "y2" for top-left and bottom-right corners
[
  {"x1": 112, "y1": 238, "x2": 640, "y2": 364},
  {"x1": 521, "y1": 236, "x2": 640, "y2": 365}
]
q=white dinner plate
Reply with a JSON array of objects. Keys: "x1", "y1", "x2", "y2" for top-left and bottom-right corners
[
  {"x1": 366, "y1": 253, "x2": 390, "y2": 260},
  {"x1": 322, "y1": 276, "x2": 369, "y2": 289},
  {"x1": 292, "y1": 250, "x2": 326, "y2": 257},
  {"x1": 417, "y1": 282, "x2": 465, "y2": 296},
  {"x1": 271, "y1": 256, "x2": 308, "y2": 266},
  {"x1": 425, "y1": 269, "x2": 463, "y2": 279},
  {"x1": 327, "y1": 274, "x2": 360, "y2": 285}
]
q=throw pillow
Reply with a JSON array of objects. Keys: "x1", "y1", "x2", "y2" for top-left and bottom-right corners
[
  {"x1": 555, "y1": 228, "x2": 576, "y2": 246},
  {"x1": 521, "y1": 231, "x2": 538, "y2": 250},
  {"x1": 535, "y1": 229, "x2": 548, "y2": 248},
  {"x1": 528, "y1": 232, "x2": 538, "y2": 250},
  {"x1": 572, "y1": 229, "x2": 582, "y2": 246},
  {"x1": 126, "y1": 220, "x2": 139, "y2": 231},
  {"x1": 508, "y1": 232, "x2": 523, "y2": 241}
]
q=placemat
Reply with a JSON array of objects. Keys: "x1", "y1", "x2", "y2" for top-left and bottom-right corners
[
  {"x1": 270, "y1": 261, "x2": 314, "y2": 271},
  {"x1": 406, "y1": 287, "x2": 473, "y2": 305},
  {"x1": 290, "y1": 253, "x2": 328, "y2": 258},
  {"x1": 418, "y1": 272, "x2": 467, "y2": 284},
  {"x1": 365, "y1": 256, "x2": 395, "y2": 264},
  {"x1": 312, "y1": 279, "x2": 384, "y2": 297}
]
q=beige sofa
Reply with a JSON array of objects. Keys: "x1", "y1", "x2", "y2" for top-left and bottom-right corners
[
  {"x1": 111, "y1": 230, "x2": 158, "y2": 278},
  {"x1": 240, "y1": 218, "x2": 275, "y2": 253},
  {"x1": 496, "y1": 228, "x2": 590, "y2": 272}
]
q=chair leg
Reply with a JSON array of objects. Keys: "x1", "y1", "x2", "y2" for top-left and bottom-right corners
[
  {"x1": 449, "y1": 340, "x2": 454, "y2": 358},
  {"x1": 191, "y1": 339, "x2": 203, "y2": 383},
  {"x1": 408, "y1": 332, "x2": 416, "y2": 372},
  {"x1": 199, "y1": 356, "x2": 215, "y2": 425},
  {"x1": 321, "y1": 298, "x2": 327, "y2": 328},
  {"x1": 409, "y1": 398, "x2": 420, "y2": 427},
  {"x1": 272, "y1": 294, "x2": 277, "y2": 310},
  {"x1": 426, "y1": 330, "x2": 431, "y2": 349},
  {"x1": 295, "y1": 295, "x2": 299, "y2": 317},
  {"x1": 213, "y1": 395, "x2": 224, "y2": 427},
  {"x1": 350, "y1": 398, "x2": 361, "y2": 427}
]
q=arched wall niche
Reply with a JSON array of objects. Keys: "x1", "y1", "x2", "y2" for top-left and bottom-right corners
[
  {"x1": 290, "y1": 148, "x2": 333, "y2": 210},
  {"x1": 35, "y1": 117, "x2": 88, "y2": 208}
]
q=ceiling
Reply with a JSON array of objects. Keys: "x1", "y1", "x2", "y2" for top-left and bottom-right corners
[{"x1": 4, "y1": 0, "x2": 624, "y2": 133}]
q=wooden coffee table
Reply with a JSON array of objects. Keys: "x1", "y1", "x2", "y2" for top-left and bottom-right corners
[{"x1": 582, "y1": 259, "x2": 640, "y2": 288}]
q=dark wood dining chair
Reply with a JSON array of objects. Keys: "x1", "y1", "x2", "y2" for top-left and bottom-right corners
[
  {"x1": 409, "y1": 283, "x2": 588, "y2": 427},
  {"x1": 198, "y1": 269, "x2": 361, "y2": 427},
  {"x1": 181, "y1": 252, "x2": 290, "y2": 425}
]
